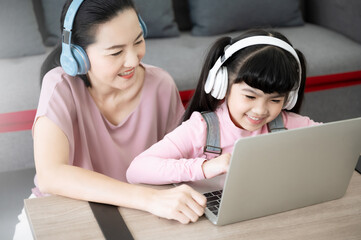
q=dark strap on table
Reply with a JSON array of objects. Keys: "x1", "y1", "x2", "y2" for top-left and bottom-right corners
[
  {"x1": 89, "y1": 202, "x2": 134, "y2": 240},
  {"x1": 355, "y1": 155, "x2": 361, "y2": 174}
]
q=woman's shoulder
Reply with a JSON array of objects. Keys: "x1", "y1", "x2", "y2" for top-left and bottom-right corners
[
  {"x1": 42, "y1": 67, "x2": 79, "y2": 91},
  {"x1": 43, "y1": 67, "x2": 67, "y2": 82},
  {"x1": 282, "y1": 111, "x2": 321, "y2": 129},
  {"x1": 38, "y1": 67, "x2": 86, "y2": 114}
]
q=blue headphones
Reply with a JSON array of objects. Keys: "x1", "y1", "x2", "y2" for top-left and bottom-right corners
[{"x1": 60, "y1": 0, "x2": 148, "y2": 76}]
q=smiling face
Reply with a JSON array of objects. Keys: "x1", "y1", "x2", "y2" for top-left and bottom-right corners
[
  {"x1": 85, "y1": 9, "x2": 146, "y2": 93},
  {"x1": 226, "y1": 82, "x2": 286, "y2": 131}
]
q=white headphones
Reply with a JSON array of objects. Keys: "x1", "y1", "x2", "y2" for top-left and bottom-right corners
[{"x1": 204, "y1": 36, "x2": 302, "y2": 110}]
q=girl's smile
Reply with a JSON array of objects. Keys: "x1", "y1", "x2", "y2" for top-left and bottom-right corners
[
  {"x1": 246, "y1": 114, "x2": 266, "y2": 125},
  {"x1": 227, "y1": 82, "x2": 286, "y2": 131}
]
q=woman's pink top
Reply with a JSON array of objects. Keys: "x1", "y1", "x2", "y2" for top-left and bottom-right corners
[
  {"x1": 126, "y1": 102, "x2": 319, "y2": 184},
  {"x1": 32, "y1": 64, "x2": 184, "y2": 196}
]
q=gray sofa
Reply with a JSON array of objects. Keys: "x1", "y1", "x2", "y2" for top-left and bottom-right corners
[{"x1": 1, "y1": 0, "x2": 361, "y2": 238}]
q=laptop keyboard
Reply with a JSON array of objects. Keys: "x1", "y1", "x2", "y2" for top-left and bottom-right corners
[{"x1": 204, "y1": 190, "x2": 223, "y2": 216}]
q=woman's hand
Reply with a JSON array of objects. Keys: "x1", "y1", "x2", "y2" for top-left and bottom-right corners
[
  {"x1": 202, "y1": 153, "x2": 231, "y2": 179},
  {"x1": 146, "y1": 184, "x2": 206, "y2": 224}
]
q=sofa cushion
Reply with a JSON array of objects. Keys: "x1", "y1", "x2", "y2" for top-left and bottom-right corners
[
  {"x1": 0, "y1": 52, "x2": 46, "y2": 113},
  {"x1": 188, "y1": 0, "x2": 304, "y2": 36},
  {"x1": 33, "y1": 0, "x2": 179, "y2": 45},
  {"x1": 305, "y1": 0, "x2": 361, "y2": 44},
  {"x1": 300, "y1": 84, "x2": 361, "y2": 123},
  {"x1": 134, "y1": 0, "x2": 180, "y2": 38},
  {"x1": 143, "y1": 24, "x2": 361, "y2": 91},
  {"x1": 0, "y1": 0, "x2": 45, "y2": 58},
  {"x1": 0, "y1": 131, "x2": 35, "y2": 172},
  {"x1": 32, "y1": 0, "x2": 66, "y2": 46},
  {"x1": 143, "y1": 32, "x2": 221, "y2": 91},
  {"x1": 274, "y1": 24, "x2": 361, "y2": 77}
]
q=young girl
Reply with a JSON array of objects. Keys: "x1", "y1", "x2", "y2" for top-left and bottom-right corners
[
  {"x1": 14, "y1": 0, "x2": 206, "y2": 238},
  {"x1": 126, "y1": 29, "x2": 319, "y2": 185}
]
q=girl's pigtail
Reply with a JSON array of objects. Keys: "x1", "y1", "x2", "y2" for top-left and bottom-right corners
[{"x1": 183, "y1": 37, "x2": 232, "y2": 121}]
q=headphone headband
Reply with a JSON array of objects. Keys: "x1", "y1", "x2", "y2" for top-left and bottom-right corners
[
  {"x1": 64, "y1": 0, "x2": 83, "y2": 31},
  {"x1": 204, "y1": 36, "x2": 302, "y2": 110}
]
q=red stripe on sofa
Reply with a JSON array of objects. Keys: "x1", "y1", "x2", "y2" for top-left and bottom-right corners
[
  {"x1": 0, "y1": 109, "x2": 36, "y2": 133},
  {"x1": 179, "y1": 89, "x2": 195, "y2": 107},
  {"x1": 305, "y1": 70, "x2": 361, "y2": 92}
]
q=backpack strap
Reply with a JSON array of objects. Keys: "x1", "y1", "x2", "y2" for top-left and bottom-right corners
[
  {"x1": 201, "y1": 111, "x2": 222, "y2": 155},
  {"x1": 267, "y1": 113, "x2": 287, "y2": 132},
  {"x1": 201, "y1": 112, "x2": 287, "y2": 156}
]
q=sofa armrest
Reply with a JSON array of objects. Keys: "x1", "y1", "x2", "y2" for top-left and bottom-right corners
[{"x1": 305, "y1": 0, "x2": 361, "y2": 43}]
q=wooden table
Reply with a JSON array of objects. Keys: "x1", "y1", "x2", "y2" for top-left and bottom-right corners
[{"x1": 25, "y1": 171, "x2": 361, "y2": 240}]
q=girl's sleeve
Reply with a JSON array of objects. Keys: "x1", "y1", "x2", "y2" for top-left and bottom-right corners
[{"x1": 126, "y1": 112, "x2": 208, "y2": 184}]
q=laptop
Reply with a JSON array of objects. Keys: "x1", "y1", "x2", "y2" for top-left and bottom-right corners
[{"x1": 184, "y1": 117, "x2": 361, "y2": 225}]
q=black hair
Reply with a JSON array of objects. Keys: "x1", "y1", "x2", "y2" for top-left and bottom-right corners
[
  {"x1": 40, "y1": 0, "x2": 137, "y2": 87},
  {"x1": 183, "y1": 29, "x2": 307, "y2": 121}
]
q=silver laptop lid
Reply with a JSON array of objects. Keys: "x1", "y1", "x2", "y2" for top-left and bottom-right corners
[{"x1": 211, "y1": 117, "x2": 361, "y2": 225}]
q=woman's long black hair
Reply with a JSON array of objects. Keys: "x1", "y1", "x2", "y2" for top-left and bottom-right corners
[
  {"x1": 183, "y1": 29, "x2": 307, "y2": 121},
  {"x1": 40, "y1": 0, "x2": 137, "y2": 87}
]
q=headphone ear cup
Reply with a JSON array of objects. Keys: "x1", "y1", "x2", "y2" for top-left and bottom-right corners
[
  {"x1": 283, "y1": 90, "x2": 298, "y2": 110},
  {"x1": 212, "y1": 66, "x2": 228, "y2": 99},
  {"x1": 138, "y1": 15, "x2": 148, "y2": 37},
  {"x1": 218, "y1": 67, "x2": 228, "y2": 99},
  {"x1": 71, "y1": 44, "x2": 90, "y2": 75},
  {"x1": 60, "y1": 43, "x2": 78, "y2": 76}
]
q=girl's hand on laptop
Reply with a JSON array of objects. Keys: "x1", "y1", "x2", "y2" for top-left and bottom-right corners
[
  {"x1": 202, "y1": 153, "x2": 231, "y2": 179},
  {"x1": 146, "y1": 185, "x2": 206, "y2": 224}
]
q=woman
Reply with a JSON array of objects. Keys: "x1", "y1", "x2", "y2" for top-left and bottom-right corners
[{"x1": 14, "y1": 0, "x2": 205, "y2": 238}]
